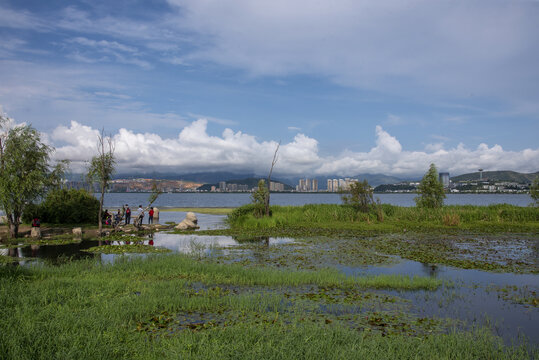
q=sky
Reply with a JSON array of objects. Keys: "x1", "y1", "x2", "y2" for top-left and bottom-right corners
[{"x1": 0, "y1": 0, "x2": 538, "y2": 178}]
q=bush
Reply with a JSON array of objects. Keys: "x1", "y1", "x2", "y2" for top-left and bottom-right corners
[
  {"x1": 22, "y1": 188, "x2": 100, "y2": 224},
  {"x1": 340, "y1": 180, "x2": 374, "y2": 213}
]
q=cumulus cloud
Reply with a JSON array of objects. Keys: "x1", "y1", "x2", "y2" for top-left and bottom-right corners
[{"x1": 50, "y1": 119, "x2": 539, "y2": 177}]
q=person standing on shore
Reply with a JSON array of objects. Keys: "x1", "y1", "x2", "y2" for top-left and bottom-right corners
[
  {"x1": 148, "y1": 207, "x2": 154, "y2": 224},
  {"x1": 125, "y1": 205, "x2": 131, "y2": 224},
  {"x1": 137, "y1": 205, "x2": 144, "y2": 224}
]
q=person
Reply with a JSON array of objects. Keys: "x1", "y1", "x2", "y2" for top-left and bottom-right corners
[
  {"x1": 114, "y1": 209, "x2": 122, "y2": 226},
  {"x1": 103, "y1": 210, "x2": 111, "y2": 225},
  {"x1": 32, "y1": 217, "x2": 40, "y2": 227},
  {"x1": 148, "y1": 207, "x2": 154, "y2": 224},
  {"x1": 137, "y1": 205, "x2": 144, "y2": 224},
  {"x1": 125, "y1": 205, "x2": 131, "y2": 224}
]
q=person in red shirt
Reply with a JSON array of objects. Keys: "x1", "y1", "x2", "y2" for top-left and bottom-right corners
[{"x1": 148, "y1": 207, "x2": 154, "y2": 224}]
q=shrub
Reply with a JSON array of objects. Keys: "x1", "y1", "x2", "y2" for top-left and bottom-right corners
[
  {"x1": 341, "y1": 180, "x2": 375, "y2": 213},
  {"x1": 22, "y1": 188, "x2": 100, "y2": 224}
]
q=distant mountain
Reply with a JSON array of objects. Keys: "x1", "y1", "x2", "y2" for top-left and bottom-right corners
[
  {"x1": 197, "y1": 177, "x2": 294, "y2": 191},
  {"x1": 110, "y1": 171, "x2": 256, "y2": 183},
  {"x1": 451, "y1": 171, "x2": 539, "y2": 184}
]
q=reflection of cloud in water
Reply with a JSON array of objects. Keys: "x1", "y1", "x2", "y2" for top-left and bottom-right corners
[
  {"x1": 153, "y1": 233, "x2": 238, "y2": 254},
  {"x1": 152, "y1": 234, "x2": 295, "y2": 254}
]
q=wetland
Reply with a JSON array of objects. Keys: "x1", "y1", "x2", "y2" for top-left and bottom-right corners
[{"x1": 0, "y1": 204, "x2": 538, "y2": 359}]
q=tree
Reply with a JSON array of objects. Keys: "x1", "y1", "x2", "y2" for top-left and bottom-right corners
[
  {"x1": 341, "y1": 180, "x2": 374, "y2": 212},
  {"x1": 531, "y1": 177, "x2": 539, "y2": 206},
  {"x1": 0, "y1": 116, "x2": 66, "y2": 238},
  {"x1": 87, "y1": 129, "x2": 115, "y2": 236},
  {"x1": 251, "y1": 179, "x2": 269, "y2": 218},
  {"x1": 264, "y1": 141, "x2": 280, "y2": 217},
  {"x1": 415, "y1": 163, "x2": 445, "y2": 208}
]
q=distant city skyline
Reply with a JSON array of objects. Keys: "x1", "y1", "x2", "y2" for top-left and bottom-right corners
[{"x1": 1, "y1": 1, "x2": 538, "y2": 177}]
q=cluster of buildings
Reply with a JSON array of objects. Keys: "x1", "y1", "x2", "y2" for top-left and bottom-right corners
[
  {"x1": 296, "y1": 178, "x2": 318, "y2": 192},
  {"x1": 326, "y1": 178, "x2": 360, "y2": 192},
  {"x1": 213, "y1": 182, "x2": 250, "y2": 192},
  {"x1": 210, "y1": 181, "x2": 285, "y2": 192}
]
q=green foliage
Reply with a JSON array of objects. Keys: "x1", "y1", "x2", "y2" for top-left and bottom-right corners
[
  {"x1": 0, "y1": 256, "x2": 534, "y2": 359},
  {"x1": 87, "y1": 154, "x2": 115, "y2": 187},
  {"x1": 531, "y1": 177, "x2": 539, "y2": 205},
  {"x1": 227, "y1": 203, "x2": 539, "y2": 233},
  {"x1": 341, "y1": 180, "x2": 375, "y2": 213},
  {"x1": 415, "y1": 163, "x2": 446, "y2": 208},
  {"x1": 0, "y1": 123, "x2": 66, "y2": 237},
  {"x1": 22, "y1": 188, "x2": 99, "y2": 224},
  {"x1": 250, "y1": 179, "x2": 269, "y2": 217}
]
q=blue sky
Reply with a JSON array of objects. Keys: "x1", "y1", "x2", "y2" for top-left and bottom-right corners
[{"x1": 1, "y1": 0, "x2": 538, "y2": 177}]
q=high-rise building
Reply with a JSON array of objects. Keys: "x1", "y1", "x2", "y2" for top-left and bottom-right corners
[
  {"x1": 219, "y1": 181, "x2": 226, "y2": 192},
  {"x1": 327, "y1": 179, "x2": 333, "y2": 192},
  {"x1": 439, "y1": 172, "x2": 450, "y2": 188},
  {"x1": 312, "y1": 179, "x2": 318, "y2": 192}
]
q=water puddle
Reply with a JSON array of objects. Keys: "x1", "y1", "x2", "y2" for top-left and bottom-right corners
[{"x1": 338, "y1": 260, "x2": 539, "y2": 344}]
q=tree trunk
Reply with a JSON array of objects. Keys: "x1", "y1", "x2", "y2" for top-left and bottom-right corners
[
  {"x1": 6, "y1": 213, "x2": 18, "y2": 239},
  {"x1": 98, "y1": 183, "x2": 104, "y2": 236}
]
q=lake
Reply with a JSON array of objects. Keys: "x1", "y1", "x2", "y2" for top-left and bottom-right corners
[{"x1": 97, "y1": 192, "x2": 534, "y2": 208}]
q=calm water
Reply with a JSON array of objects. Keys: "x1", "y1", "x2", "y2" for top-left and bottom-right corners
[
  {"x1": 3, "y1": 230, "x2": 537, "y2": 345},
  {"x1": 98, "y1": 192, "x2": 533, "y2": 208}
]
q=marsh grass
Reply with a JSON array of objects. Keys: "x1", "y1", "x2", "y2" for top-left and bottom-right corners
[
  {"x1": 227, "y1": 204, "x2": 539, "y2": 232},
  {"x1": 0, "y1": 255, "x2": 535, "y2": 359}
]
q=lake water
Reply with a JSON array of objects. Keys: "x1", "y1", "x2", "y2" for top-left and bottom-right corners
[{"x1": 98, "y1": 192, "x2": 534, "y2": 208}]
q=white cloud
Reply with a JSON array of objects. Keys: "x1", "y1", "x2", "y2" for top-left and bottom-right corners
[
  {"x1": 168, "y1": 0, "x2": 539, "y2": 107},
  {"x1": 50, "y1": 119, "x2": 539, "y2": 177}
]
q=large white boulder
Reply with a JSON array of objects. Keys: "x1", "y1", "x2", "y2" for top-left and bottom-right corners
[
  {"x1": 174, "y1": 212, "x2": 199, "y2": 230},
  {"x1": 31, "y1": 227, "x2": 41, "y2": 239}
]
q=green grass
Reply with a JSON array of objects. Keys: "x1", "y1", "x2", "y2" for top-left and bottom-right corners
[
  {"x1": 227, "y1": 203, "x2": 539, "y2": 233},
  {"x1": 1, "y1": 255, "x2": 535, "y2": 359}
]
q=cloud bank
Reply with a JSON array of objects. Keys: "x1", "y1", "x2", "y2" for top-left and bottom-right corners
[{"x1": 51, "y1": 119, "x2": 539, "y2": 177}]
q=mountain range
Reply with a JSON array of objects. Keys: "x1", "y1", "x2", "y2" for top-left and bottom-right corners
[{"x1": 64, "y1": 170, "x2": 538, "y2": 187}]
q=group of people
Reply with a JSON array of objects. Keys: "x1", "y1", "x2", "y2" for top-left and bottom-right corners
[{"x1": 102, "y1": 205, "x2": 156, "y2": 226}]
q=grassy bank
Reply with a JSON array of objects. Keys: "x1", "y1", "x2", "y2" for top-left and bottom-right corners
[
  {"x1": 1, "y1": 255, "x2": 535, "y2": 359},
  {"x1": 227, "y1": 203, "x2": 539, "y2": 233}
]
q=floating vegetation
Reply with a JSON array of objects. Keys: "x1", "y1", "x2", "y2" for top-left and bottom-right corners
[
  {"x1": 486, "y1": 285, "x2": 539, "y2": 307},
  {"x1": 83, "y1": 244, "x2": 171, "y2": 254}
]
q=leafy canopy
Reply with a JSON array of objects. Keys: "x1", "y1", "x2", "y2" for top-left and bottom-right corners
[
  {"x1": 0, "y1": 124, "x2": 66, "y2": 235},
  {"x1": 415, "y1": 163, "x2": 446, "y2": 208}
]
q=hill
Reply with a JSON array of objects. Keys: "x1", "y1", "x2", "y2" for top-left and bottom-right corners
[{"x1": 451, "y1": 171, "x2": 539, "y2": 183}]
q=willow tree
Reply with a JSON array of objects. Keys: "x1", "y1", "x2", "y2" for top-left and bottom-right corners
[
  {"x1": 87, "y1": 129, "x2": 115, "y2": 235},
  {"x1": 0, "y1": 115, "x2": 66, "y2": 238}
]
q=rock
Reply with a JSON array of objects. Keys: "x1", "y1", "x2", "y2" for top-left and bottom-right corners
[
  {"x1": 72, "y1": 227, "x2": 82, "y2": 237},
  {"x1": 174, "y1": 212, "x2": 199, "y2": 230},
  {"x1": 31, "y1": 227, "x2": 41, "y2": 239}
]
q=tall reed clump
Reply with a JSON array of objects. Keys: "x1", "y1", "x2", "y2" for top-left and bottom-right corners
[{"x1": 442, "y1": 213, "x2": 460, "y2": 226}]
